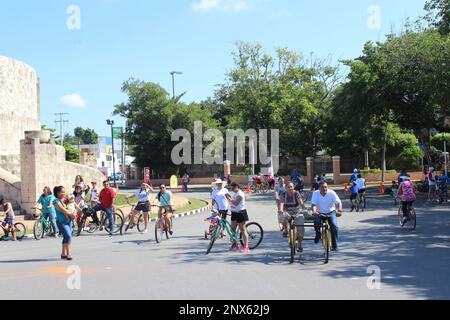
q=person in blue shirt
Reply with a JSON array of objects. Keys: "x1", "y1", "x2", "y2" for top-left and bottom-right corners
[
  {"x1": 349, "y1": 169, "x2": 359, "y2": 184},
  {"x1": 34, "y1": 186, "x2": 59, "y2": 237},
  {"x1": 438, "y1": 171, "x2": 448, "y2": 203},
  {"x1": 349, "y1": 181, "x2": 359, "y2": 212}
]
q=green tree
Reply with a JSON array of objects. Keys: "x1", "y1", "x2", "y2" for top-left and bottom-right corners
[
  {"x1": 424, "y1": 0, "x2": 450, "y2": 35},
  {"x1": 114, "y1": 79, "x2": 218, "y2": 175},
  {"x1": 64, "y1": 144, "x2": 80, "y2": 163},
  {"x1": 74, "y1": 127, "x2": 98, "y2": 144}
]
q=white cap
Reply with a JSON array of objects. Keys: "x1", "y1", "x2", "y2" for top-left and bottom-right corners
[
  {"x1": 353, "y1": 169, "x2": 358, "y2": 173},
  {"x1": 214, "y1": 179, "x2": 225, "y2": 184}
]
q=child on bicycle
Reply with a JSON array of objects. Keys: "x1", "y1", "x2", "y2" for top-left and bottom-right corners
[
  {"x1": 396, "y1": 175, "x2": 416, "y2": 226},
  {"x1": 0, "y1": 198, "x2": 17, "y2": 241},
  {"x1": 349, "y1": 181, "x2": 359, "y2": 212},
  {"x1": 74, "y1": 186, "x2": 89, "y2": 230},
  {"x1": 34, "y1": 186, "x2": 58, "y2": 237}
]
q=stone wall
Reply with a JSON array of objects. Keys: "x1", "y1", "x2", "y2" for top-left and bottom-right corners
[
  {"x1": 0, "y1": 56, "x2": 40, "y2": 173},
  {"x1": 20, "y1": 132, "x2": 105, "y2": 214},
  {"x1": 0, "y1": 167, "x2": 21, "y2": 205}
]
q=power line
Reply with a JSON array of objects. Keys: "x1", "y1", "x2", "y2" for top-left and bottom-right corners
[{"x1": 55, "y1": 113, "x2": 69, "y2": 145}]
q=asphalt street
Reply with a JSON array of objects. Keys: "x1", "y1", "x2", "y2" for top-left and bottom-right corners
[{"x1": 1, "y1": 189, "x2": 449, "y2": 300}]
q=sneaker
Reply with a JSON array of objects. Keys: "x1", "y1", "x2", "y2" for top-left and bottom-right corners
[
  {"x1": 298, "y1": 247, "x2": 303, "y2": 253},
  {"x1": 169, "y1": 230, "x2": 173, "y2": 236},
  {"x1": 331, "y1": 248, "x2": 338, "y2": 252},
  {"x1": 2, "y1": 237, "x2": 11, "y2": 241},
  {"x1": 141, "y1": 229, "x2": 148, "y2": 234},
  {"x1": 109, "y1": 232, "x2": 114, "y2": 236},
  {"x1": 240, "y1": 246, "x2": 250, "y2": 254}
]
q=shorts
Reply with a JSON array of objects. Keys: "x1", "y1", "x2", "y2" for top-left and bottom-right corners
[
  {"x1": 3, "y1": 216, "x2": 14, "y2": 228},
  {"x1": 231, "y1": 210, "x2": 249, "y2": 224},
  {"x1": 161, "y1": 206, "x2": 173, "y2": 214},
  {"x1": 350, "y1": 194, "x2": 358, "y2": 200},
  {"x1": 358, "y1": 189, "x2": 366, "y2": 194},
  {"x1": 429, "y1": 185, "x2": 437, "y2": 192},
  {"x1": 134, "y1": 202, "x2": 150, "y2": 213},
  {"x1": 282, "y1": 209, "x2": 304, "y2": 226}
]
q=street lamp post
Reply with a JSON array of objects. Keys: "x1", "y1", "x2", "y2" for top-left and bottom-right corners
[
  {"x1": 170, "y1": 71, "x2": 183, "y2": 98},
  {"x1": 107, "y1": 119, "x2": 116, "y2": 185}
]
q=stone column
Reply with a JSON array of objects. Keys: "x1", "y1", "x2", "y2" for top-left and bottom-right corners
[
  {"x1": 306, "y1": 157, "x2": 314, "y2": 184},
  {"x1": 224, "y1": 160, "x2": 231, "y2": 177},
  {"x1": 332, "y1": 156, "x2": 341, "y2": 185}
]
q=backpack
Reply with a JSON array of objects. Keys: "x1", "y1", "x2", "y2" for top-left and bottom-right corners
[{"x1": 293, "y1": 176, "x2": 304, "y2": 190}]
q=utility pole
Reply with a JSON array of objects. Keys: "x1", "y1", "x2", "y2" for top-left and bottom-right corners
[
  {"x1": 381, "y1": 122, "x2": 388, "y2": 183},
  {"x1": 55, "y1": 113, "x2": 69, "y2": 145},
  {"x1": 170, "y1": 71, "x2": 183, "y2": 98},
  {"x1": 445, "y1": 140, "x2": 448, "y2": 176}
]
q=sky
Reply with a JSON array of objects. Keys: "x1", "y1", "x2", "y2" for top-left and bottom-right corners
[{"x1": 0, "y1": 0, "x2": 429, "y2": 137}]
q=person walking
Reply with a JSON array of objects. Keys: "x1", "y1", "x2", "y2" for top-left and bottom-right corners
[
  {"x1": 53, "y1": 186, "x2": 76, "y2": 260},
  {"x1": 428, "y1": 167, "x2": 438, "y2": 202},
  {"x1": 226, "y1": 183, "x2": 250, "y2": 253},
  {"x1": 182, "y1": 172, "x2": 190, "y2": 193}
]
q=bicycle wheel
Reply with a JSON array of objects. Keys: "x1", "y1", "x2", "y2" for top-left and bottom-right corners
[
  {"x1": 363, "y1": 195, "x2": 367, "y2": 209},
  {"x1": 409, "y1": 208, "x2": 417, "y2": 231},
  {"x1": 0, "y1": 227, "x2": 5, "y2": 240},
  {"x1": 137, "y1": 214, "x2": 146, "y2": 233},
  {"x1": 155, "y1": 218, "x2": 164, "y2": 244},
  {"x1": 104, "y1": 213, "x2": 123, "y2": 234},
  {"x1": 398, "y1": 207, "x2": 404, "y2": 228},
  {"x1": 33, "y1": 220, "x2": 45, "y2": 240},
  {"x1": 322, "y1": 226, "x2": 330, "y2": 264},
  {"x1": 241, "y1": 222, "x2": 263, "y2": 250},
  {"x1": 206, "y1": 223, "x2": 222, "y2": 255},
  {"x1": 76, "y1": 217, "x2": 86, "y2": 237},
  {"x1": 289, "y1": 225, "x2": 296, "y2": 264},
  {"x1": 14, "y1": 222, "x2": 26, "y2": 240}
]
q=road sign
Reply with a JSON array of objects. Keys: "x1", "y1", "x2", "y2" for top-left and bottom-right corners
[
  {"x1": 170, "y1": 175, "x2": 178, "y2": 189},
  {"x1": 112, "y1": 127, "x2": 123, "y2": 139}
]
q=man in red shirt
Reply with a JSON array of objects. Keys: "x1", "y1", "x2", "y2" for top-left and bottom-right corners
[{"x1": 91, "y1": 180, "x2": 117, "y2": 235}]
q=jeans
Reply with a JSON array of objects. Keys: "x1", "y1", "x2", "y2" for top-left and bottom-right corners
[
  {"x1": 57, "y1": 221, "x2": 73, "y2": 245},
  {"x1": 314, "y1": 211, "x2": 339, "y2": 250},
  {"x1": 92, "y1": 205, "x2": 114, "y2": 234},
  {"x1": 183, "y1": 182, "x2": 188, "y2": 192},
  {"x1": 43, "y1": 212, "x2": 58, "y2": 234}
]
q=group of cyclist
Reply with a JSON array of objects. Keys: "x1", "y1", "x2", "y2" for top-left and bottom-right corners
[{"x1": 275, "y1": 170, "x2": 343, "y2": 253}]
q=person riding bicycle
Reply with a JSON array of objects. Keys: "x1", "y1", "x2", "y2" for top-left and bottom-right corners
[
  {"x1": 311, "y1": 182, "x2": 343, "y2": 252},
  {"x1": 395, "y1": 176, "x2": 416, "y2": 226},
  {"x1": 278, "y1": 182, "x2": 307, "y2": 253},
  {"x1": 211, "y1": 179, "x2": 230, "y2": 220},
  {"x1": 253, "y1": 174, "x2": 264, "y2": 190},
  {"x1": 226, "y1": 182, "x2": 250, "y2": 253},
  {"x1": 349, "y1": 169, "x2": 359, "y2": 184},
  {"x1": 349, "y1": 181, "x2": 359, "y2": 212},
  {"x1": 91, "y1": 180, "x2": 117, "y2": 236},
  {"x1": 292, "y1": 173, "x2": 305, "y2": 193},
  {"x1": 34, "y1": 186, "x2": 58, "y2": 238},
  {"x1": 0, "y1": 198, "x2": 17, "y2": 241},
  {"x1": 156, "y1": 184, "x2": 174, "y2": 235},
  {"x1": 356, "y1": 174, "x2": 367, "y2": 205},
  {"x1": 127, "y1": 182, "x2": 154, "y2": 234}
]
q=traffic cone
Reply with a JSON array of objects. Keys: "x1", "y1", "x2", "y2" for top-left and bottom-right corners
[
  {"x1": 380, "y1": 183, "x2": 385, "y2": 194},
  {"x1": 181, "y1": 184, "x2": 185, "y2": 193},
  {"x1": 247, "y1": 184, "x2": 251, "y2": 194}
]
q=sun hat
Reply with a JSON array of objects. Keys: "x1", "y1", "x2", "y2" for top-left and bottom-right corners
[{"x1": 214, "y1": 179, "x2": 224, "y2": 184}]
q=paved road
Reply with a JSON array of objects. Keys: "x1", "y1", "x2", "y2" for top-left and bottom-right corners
[{"x1": 1, "y1": 189, "x2": 450, "y2": 300}]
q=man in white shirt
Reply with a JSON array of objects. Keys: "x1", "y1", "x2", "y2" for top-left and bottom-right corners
[
  {"x1": 311, "y1": 182, "x2": 343, "y2": 252},
  {"x1": 211, "y1": 179, "x2": 230, "y2": 219}
]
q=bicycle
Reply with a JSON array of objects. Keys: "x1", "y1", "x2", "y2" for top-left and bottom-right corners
[
  {"x1": 206, "y1": 213, "x2": 263, "y2": 255},
  {"x1": 77, "y1": 206, "x2": 124, "y2": 236},
  {"x1": 398, "y1": 203, "x2": 416, "y2": 231},
  {"x1": 32, "y1": 208, "x2": 57, "y2": 240},
  {"x1": 204, "y1": 210, "x2": 225, "y2": 240},
  {"x1": 124, "y1": 199, "x2": 146, "y2": 234},
  {"x1": 0, "y1": 217, "x2": 26, "y2": 241},
  {"x1": 285, "y1": 210, "x2": 306, "y2": 264},
  {"x1": 252, "y1": 182, "x2": 269, "y2": 194},
  {"x1": 355, "y1": 193, "x2": 365, "y2": 212},
  {"x1": 154, "y1": 205, "x2": 174, "y2": 244}
]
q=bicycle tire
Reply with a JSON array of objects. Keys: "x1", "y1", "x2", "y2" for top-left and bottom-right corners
[
  {"x1": 137, "y1": 214, "x2": 146, "y2": 233},
  {"x1": 104, "y1": 213, "x2": 123, "y2": 234},
  {"x1": 289, "y1": 225, "x2": 296, "y2": 264},
  {"x1": 76, "y1": 217, "x2": 86, "y2": 237},
  {"x1": 0, "y1": 227, "x2": 5, "y2": 239},
  {"x1": 322, "y1": 226, "x2": 330, "y2": 264},
  {"x1": 409, "y1": 208, "x2": 417, "y2": 231},
  {"x1": 33, "y1": 220, "x2": 45, "y2": 240},
  {"x1": 398, "y1": 207, "x2": 404, "y2": 228},
  {"x1": 206, "y1": 223, "x2": 221, "y2": 255},
  {"x1": 15, "y1": 222, "x2": 26, "y2": 240},
  {"x1": 241, "y1": 222, "x2": 263, "y2": 250},
  {"x1": 155, "y1": 218, "x2": 164, "y2": 244}
]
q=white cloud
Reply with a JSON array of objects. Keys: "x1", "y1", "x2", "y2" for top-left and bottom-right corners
[
  {"x1": 60, "y1": 93, "x2": 87, "y2": 108},
  {"x1": 193, "y1": 0, "x2": 252, "y2": 13}
]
